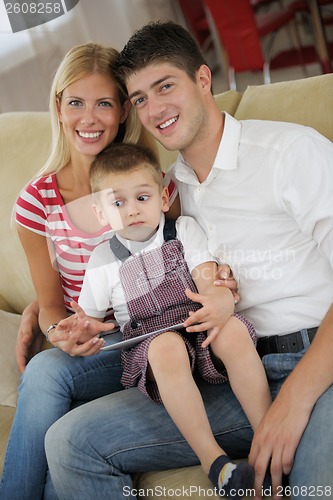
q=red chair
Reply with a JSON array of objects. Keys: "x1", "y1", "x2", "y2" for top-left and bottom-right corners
[
  {"x1": 250, "y1": 0, "x2": 283, "y2": 12},
  {"x1": 177, "y1": 0, "x2": 212, "y2": 53},
  {"x1": 288, "y1": 0, "x2": 333, "y2": 72},
  {"x1": 289, "y1": 0, "x2": 333, "y2": 29},
  {"x1": 203, "y1": 0, "x2": 319, "y2": 89}
]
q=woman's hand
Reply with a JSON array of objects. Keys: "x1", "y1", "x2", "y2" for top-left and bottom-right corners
[
  {"x1": 16, "y1": 301, "x2": 44, "y2": 373},
  {"x1": 214, "y1": 264, "x2": 240, "y2": 304},
  {"x1": 51, "y1": 301, "x2": 114, "y2": 356}
]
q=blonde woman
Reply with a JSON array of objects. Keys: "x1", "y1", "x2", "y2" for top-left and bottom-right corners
[{"x1": 0, "y1": 42, "x2": 178, "y2": 500}]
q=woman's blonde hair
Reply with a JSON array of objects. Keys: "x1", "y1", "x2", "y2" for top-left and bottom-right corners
[{"x1": 36, "y1": 42, "x2": 141, "y2": 178}]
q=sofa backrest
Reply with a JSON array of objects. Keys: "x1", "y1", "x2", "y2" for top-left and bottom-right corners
[
  {"x1": 0, "y1": 112, "x2": 51, "y2": 313},
  {"x1": 1, "y1": 73, "x2": 332, "y2": 314},
  {"x1": 234, "y1": 73, "x2": 333, "y2": 140}
]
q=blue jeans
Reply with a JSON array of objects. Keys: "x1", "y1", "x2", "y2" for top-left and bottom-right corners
[
  {"x1": 262, "y1": 349, "x2": 333, "y2": 498},
  {"x1": 45, "y1": 333, "x2": 333, "y2": 500},
  {"x1": 0, "y1": 333, "x2": 123, "y2": 500}
]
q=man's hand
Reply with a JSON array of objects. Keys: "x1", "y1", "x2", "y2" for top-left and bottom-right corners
[
  {"x1": 249, "y1": 392, "x2": 311, "y2": 499},
  {"x1": 16, "y1": 302, "x2": 44, "y2": 373},
  {"x1": 215, "y1": 264, "x2": 240, "y2": 304}
]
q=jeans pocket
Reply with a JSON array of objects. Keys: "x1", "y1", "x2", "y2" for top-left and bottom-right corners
[{"x1": 262, "y1": 349, "x2": 307, "y2": 381}]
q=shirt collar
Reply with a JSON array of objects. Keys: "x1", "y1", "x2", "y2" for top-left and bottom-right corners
[
  {"x1": 172, "y1": 112, "x2": 241, "y2": 181},
  {"x1": 214, "y1": 112, "x2": 241, "y2": 171},
  {"x1": 116, "y1": 213, "x2": 165, "y2": 255}
]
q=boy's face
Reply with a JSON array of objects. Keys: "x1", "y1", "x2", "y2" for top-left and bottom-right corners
[
  {"x1": 93, "y1": 167, "x2": 169, "y2": 241},
  {"x1": 126, "y1": 63, "x2": 211, "y2": 154}
]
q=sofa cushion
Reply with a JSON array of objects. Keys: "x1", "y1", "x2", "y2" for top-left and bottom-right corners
[
  {"x1": 234, "y1": 74, "x2": 333, "y2": 142},
  {"x1": 0, "y1": 406, "x2": 16, "y2": 472},
  {"x1": 0, "y1": 310, "x2": 22, "y2": 407},
  {"x1": 0, "y1": 112, "x2": 51, "y2": 315},
  {"x1": 213, "y1": 89, "x2": 243, "y2": 116}
]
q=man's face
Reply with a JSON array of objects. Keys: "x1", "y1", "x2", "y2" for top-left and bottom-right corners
[{"x1": 126, "y1": 63, "x2": 209, "y2": 154}]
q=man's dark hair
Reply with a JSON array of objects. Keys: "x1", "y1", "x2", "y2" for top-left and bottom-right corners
[{"x1": 116, "y1": 21, "x2": 207, "y2": 84}]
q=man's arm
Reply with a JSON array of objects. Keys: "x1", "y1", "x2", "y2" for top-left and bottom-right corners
[
  {"x1": 249, "y1": 304, "x2": 333, "y2": 498},
  {"x1": 249, "y1": 133, "x2": 333, "y2": 497}
]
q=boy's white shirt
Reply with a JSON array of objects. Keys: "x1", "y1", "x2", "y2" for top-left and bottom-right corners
[{"x1": 78, "y1": 214, "x2": 216, "y2": 329}]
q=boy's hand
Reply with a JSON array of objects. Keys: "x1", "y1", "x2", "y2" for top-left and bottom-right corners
[{"x1": 183, "y1": 287, "x2": 234, "y2": 347}]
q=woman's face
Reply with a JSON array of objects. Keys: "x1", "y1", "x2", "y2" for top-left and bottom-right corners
[{"x1": 57, "y1": 72, "x2": 129, "y2": 160}]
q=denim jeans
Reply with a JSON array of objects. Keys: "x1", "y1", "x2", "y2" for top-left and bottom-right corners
[
  {"x1": 0, "y1": 332, "x2": 123, "y2": 500},
  {"x1": 261, "y1": 336, "x2": 333, "y2": 498},
  {"x1": 45, "y1": 330, "x2": 333, "y2": 500}
]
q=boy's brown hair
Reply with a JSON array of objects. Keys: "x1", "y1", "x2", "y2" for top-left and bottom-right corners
[{"x1": 90, "y1": 142, "x2": 164, "y2": 195}]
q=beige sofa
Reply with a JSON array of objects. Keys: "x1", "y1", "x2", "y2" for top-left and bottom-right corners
[{"x1": 1, "y1": 73, "x2": 333, "y2": 499}]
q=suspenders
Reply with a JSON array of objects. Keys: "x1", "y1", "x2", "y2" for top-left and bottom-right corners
[{"x1": 109, "y1": 219, "x2": 177, "y2": 262}]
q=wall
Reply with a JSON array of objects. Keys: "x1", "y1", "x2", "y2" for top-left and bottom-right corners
[{"x1": 0, "y1": 0, "x2": 185, "y2": 112}]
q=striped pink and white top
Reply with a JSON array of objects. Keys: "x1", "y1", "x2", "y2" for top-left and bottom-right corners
[{"x1": 16, "y1": 173, "x2": 177, "y2": 313}]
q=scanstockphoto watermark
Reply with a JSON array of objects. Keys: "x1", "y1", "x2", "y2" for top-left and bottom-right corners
[
  {"x1": 216, "y1": 245, "x2": 296, "y2": 281},
  {"x1": 0, "y1": 0, "x2": 79, "y2": 33},
  {"x1": 122, "y1": 485, "x2": 257, "y2": 497},
  {"x1": 123, "y1": 484, "x2": 333, "y2": 498}
]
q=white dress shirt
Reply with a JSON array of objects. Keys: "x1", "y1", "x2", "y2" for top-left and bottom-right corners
[{"x1": 171, "y1": 113, "x2": 333, "y2": 336}]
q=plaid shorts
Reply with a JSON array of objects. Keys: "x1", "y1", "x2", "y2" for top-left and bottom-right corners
[
  {"x1": 121, "y1": 312, "x2": 256, "y2": 404},
  {"x1": 118, "y1": 239, "x2": 256, "y2": 404}
]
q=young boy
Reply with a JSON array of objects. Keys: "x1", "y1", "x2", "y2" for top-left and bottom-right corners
[{"x1": 59, "y1": 142, "x2": 271, "y2": 499}]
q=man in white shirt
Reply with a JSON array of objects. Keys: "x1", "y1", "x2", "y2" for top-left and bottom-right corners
[
  {"x1": 45, "y1": 21, "x2": 333, "y2": 499},
  {"x1": 171, "y1": 114, "x2": 333, "y2": 337}
]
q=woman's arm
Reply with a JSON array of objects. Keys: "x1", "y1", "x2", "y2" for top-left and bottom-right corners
[
  {"x1": 16, "y1": 300, "x2": 44, "y2": 373},
  {"x1": 17, "y1": 225, "x2": 68, "y2": 333},
  {"x1": 15, "y1": 223, "x2": 66, "y2": 371},
  {"x1": 17, "y1": 225, "x2": 103, "y2": 357}
]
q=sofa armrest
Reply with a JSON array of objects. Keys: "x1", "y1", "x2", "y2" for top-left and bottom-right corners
[
  {"x1": 0, "y1": 296, "x2": 16, "y2": 313},
  {"x1": 0, "y1": 310, "x2": 22, "y2": 407}
]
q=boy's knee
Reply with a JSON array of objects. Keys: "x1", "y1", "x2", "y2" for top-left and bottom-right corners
[
  {"x1": 217, "y1": 317, "x2": 250, "y2": 347},
  {"x1": 148, "y1": 332, "x2": 187, "y2": 366}
]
